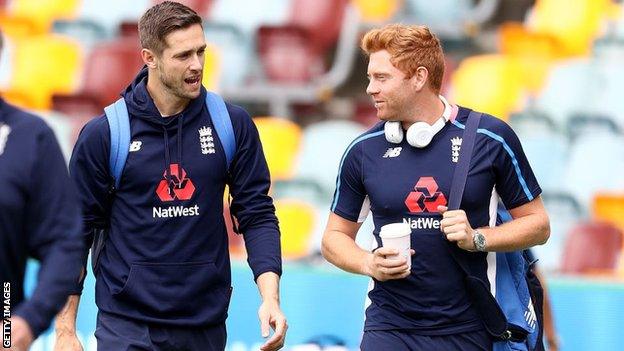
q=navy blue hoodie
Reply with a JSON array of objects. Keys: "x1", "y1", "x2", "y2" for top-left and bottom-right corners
[
  {"x1": 69, "y1": 68, "x2": 281, "y2": 326},
  {"x1": 0, "y1": 98, "x2": 84, "y2": 337}
]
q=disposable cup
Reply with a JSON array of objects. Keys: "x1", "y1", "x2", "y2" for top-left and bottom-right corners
[{"x1": 379, "y1": 222, "x2": 412, "y2": 269}]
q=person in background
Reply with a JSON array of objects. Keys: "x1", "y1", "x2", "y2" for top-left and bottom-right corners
[{"x1": 0, "y1": 29, "x2": 84, "y2": 351}]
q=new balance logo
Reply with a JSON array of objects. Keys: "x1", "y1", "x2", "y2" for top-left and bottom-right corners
[
  {"x1": 129, "y1": 140, "x2": 142, "y2": 152},
  {"x1": 383, "y1": 147, "x2": 402, "y2": 158}
]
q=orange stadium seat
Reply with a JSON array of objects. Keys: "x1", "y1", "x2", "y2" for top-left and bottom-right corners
[
  {"x1": 275, "y1": 199, "x2": 316, "y2": 260},
  {"x1": 593, "y1": 194, "x2": 624, "y2": 233},
  {"x1": 253, "y1": 117, "x2": 302, "y2": 181},
  {"x1": 0, "y1": 15, "x2": 39, "y2": 37},
  {"x1": 560, "y1": 221, "x2": 623, "y2": 274}
]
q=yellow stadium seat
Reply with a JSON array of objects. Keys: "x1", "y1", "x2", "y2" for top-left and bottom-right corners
[
  {"x1": 201, "y1": 44, "x2": 221, "y2": 92},
  {"x1": 253, "y1": 117, "x2": 302, "y2": 181},
  {"x1": 275, "y1": 199, "x2": 316, "y2": 260},
  {"x1": 6, "y1": 34, "x2": 83, "y2": 109},
  {"x1": 498, "y1": 22, "x2": 558, "y2": 95},
  {"x1": 7, "y1": 0, "x2": 79, "y2": 33},
  {"x1": 352, "y1": 0, "x2": 401, "y2": 22},
  {"x1": 451, "y1": 54, "x2": 525, "y2": 120},
  {"x1": 593, "y1": 193, "x2": 624, "y2": 233},
  {"x1": 529, "y1": 0, "x2": 612, "y2": 57}
]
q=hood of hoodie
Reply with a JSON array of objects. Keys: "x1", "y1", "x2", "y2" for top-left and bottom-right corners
[
  {"x1": 121, "y1": 67, "x2": 208, "y2": 188},
  {"x1": 122, "y1": 66, "x2": 207, "y2": 128}
]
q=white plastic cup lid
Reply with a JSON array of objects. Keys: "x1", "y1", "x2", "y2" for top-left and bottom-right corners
[{"x1": 379, "y1": 222, "x2": 411, "y2": 239}]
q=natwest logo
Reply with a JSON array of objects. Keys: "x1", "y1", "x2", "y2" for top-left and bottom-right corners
[
  {"x1": 156, "y1": 164, "x2": 195, "y2": 202},
  {"x1": 405, "y1": 177, "x2": 447, "y2": 213}
]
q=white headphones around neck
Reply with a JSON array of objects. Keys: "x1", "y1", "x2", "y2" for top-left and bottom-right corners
[{"x1": 384, "y1": 95, "x2": 452, "y2": 148}]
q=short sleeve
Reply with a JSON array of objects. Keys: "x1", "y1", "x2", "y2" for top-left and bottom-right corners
[
  {"x1": 331, "y1": 140, "x2": 367, "y2": 222},
  {"x1": 488, "y1": 120, "x2": 542, "y2": 210}
]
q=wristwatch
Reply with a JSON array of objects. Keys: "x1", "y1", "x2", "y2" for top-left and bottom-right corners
[{"x1": 472, "y1": 229, "x2": 487, "y2": 252}]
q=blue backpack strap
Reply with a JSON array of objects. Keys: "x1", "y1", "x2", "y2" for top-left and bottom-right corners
[
  {"x1": 104, "y1": 98, "x2": 131, "y2": 190},
  {"x1": 205, "y1": 91, "x2": 236, "y2": 169}
]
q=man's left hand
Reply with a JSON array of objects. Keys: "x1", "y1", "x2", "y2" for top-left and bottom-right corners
[
  {"x1": 7, "y1": 316, "x2": 34, "y2": 351},
  {"x1": 258, "y1": 299, "x2": 287, "y2": 351},
  {"x1": 438, "y1": 205, "x2": 476, "y2": 251}
]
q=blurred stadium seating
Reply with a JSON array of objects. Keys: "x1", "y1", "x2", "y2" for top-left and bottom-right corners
[{"x1": 561, "y1": 221, "x2": 623, "y2": 274}]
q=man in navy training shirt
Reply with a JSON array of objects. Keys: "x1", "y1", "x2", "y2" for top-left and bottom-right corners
[
  {"x1": 54, "y1": 2, "x2": 286, "y2": 351},
  {"x1": 0, "y1": 30, "x2": 84, "y2": 350},
  {"x1": 321, "y1": 24, "x2": 550, "y2": 351}
]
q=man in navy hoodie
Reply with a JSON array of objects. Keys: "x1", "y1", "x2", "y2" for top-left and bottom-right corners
[
  {"x1": 54, "y1": 2, "x2": 286, "y2": 350},
  {"x1": 0, "y1": 30, "x2": 84, "y2": 350}
]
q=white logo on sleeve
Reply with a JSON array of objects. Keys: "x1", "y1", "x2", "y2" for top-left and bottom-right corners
[
  {"x1": 0, "y1": 123, "x2": 11, "y2": 156},
  {"x1": 198, "y1": 126, "x2": 215, "y2": 155},
  {"x1": 451, "y1": 137, "x2": 462, "y2": 163},
  {"x1": 383, "y1": 147, "x2": 402, "y2": 158},
  {"x1": 129, "y1": 140, "x2": 142, "y2": 152}
]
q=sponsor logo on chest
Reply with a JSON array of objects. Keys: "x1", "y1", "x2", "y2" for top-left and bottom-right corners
[
  {"x1": 152, "y1": 164, "x2": 201, "y2": 218},
  {"x1": 402, "y1": 176, "x2": 446, "y2": 230}
]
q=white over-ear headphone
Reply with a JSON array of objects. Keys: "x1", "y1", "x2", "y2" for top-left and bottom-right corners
[{"x1": 384, "y1": 95, "x2": 452, "y2": 148}]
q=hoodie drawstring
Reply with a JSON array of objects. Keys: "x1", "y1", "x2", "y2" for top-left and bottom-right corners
[
  {"x1": 177, "y1": 114, "x2": 184, "y2": 182},
  {"x1": 163, "y1": 126, "x2": 173, "y2": 196},
  {"x1": 162, "y1": 115, "x2": 185, "y2": 198}
]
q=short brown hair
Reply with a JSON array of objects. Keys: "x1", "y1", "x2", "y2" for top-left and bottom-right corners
[
  {"x1": 139, "y1": 1, "x2": 203, "y2": 55},
  {"x1": 361, "y1": 24, "x2": 445, "y2": 93}
]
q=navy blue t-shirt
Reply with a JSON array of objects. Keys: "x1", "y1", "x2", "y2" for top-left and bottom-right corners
[{"x1": 331, "y1": 106, "x2": 541, "y2": 334}]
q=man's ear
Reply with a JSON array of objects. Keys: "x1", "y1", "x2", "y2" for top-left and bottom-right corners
[
  {"x1": 412, "y1": 66, "x2": 429, "y2": 92},
  {"x1": 141, "y1": 48, "x2": 158, "y2": 69}
]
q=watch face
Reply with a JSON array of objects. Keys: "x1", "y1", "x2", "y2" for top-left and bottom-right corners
[{"x1": 474, "y1": 231, "x2": 486, "y2": 251}]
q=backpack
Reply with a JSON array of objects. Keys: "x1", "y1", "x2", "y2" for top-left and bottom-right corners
[
  {"x1": 91, "y1": 92, "x2": 236, "y2": 272},
  {"x1": 498, "y1": 206, "x2": 546, "y2": 351}
]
